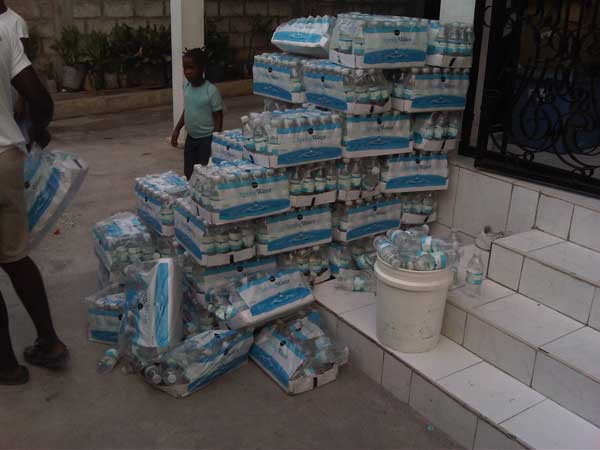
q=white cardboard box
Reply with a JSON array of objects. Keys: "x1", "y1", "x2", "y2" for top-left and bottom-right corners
[
  {"x1": 290, "y1": 191, "x2": 337, "y2": 208},
  {"x1": 402, "y1": 212, "x2": 438, "y2": 225},
  {"x1": 426, "y1": 54, "x2": 472, "y2": 68},
  {"x1": 195, "y1": 202, "x2": 291, "y2": 226},
  {"x1": 329, "y1": 49, "x2": 426, "y2": 69},
  {"x1": 413, "y1": 138, "x2": 457, "y2": 152},
  {"x1": 246, "y1": 149, "x2": 341, "y2": 169}
]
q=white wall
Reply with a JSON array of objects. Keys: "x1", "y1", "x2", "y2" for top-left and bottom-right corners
[{"x1": 440, "y1": 0, "x2": 476, "y2": 23}]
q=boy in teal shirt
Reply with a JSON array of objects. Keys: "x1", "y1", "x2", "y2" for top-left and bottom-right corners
[{"x1": 171, "y1": 48, "x2": 224, "y2": 179}]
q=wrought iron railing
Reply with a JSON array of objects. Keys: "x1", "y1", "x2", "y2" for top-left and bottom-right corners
[{"x1": 461, "y1": 0, "x2": 600, "y2": 197}]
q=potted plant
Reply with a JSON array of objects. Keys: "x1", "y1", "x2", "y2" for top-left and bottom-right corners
[
  {"x1": 83, "y1": 30, "x2": 110, "y2": 90},
  {"x1": 52, "y1": 26, "x2": 86, "y2": 91},
  {"x1": 205, "y1": 19, "x2": 229, "y2": 83},
  {"x1": 137, "y1": 24, "x2": 172, "y2": 87},
  {"x1": 109, "y1": 23, "x2": 141, "y2": 88}
]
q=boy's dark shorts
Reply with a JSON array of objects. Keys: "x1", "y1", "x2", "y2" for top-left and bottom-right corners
[{"x1": 184, "y1": 135, "x2": 212, "y2": 179}]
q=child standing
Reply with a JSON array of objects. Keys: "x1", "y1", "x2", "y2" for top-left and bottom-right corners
[{"x1": 171, "y1": 48, "x2": 224, "y2": 179}]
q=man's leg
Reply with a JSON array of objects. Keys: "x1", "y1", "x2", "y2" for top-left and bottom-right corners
[{"x1": 0, "y1": 289, "x2": 29, "y2": 384}]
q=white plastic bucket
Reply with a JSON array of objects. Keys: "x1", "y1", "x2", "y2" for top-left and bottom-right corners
[{"x1": 374, "y1": 257, "x2": 452, "y2": 353}]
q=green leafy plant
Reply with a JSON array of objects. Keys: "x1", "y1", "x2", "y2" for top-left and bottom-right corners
[
  {"x1": 27, "y1": 26, "x2": 42, "y2": 61},
  {"x1": 205, "y1": 18, "x2": 230, "y2": 65},
  {"x1": 83, "y1": 30, "x2": 110, "y2": 72},
  {"x1": 109, "y1": 23, "x2": 141, "y2": 72},
  {"x1": 137, "y1": 24, "x2": 172, "y2": 66},
  {"x1": 248, "y1": 16, "x2": 275, "y2": 60},
  {"x1": 52, "y1": 25, "x2": 84, "y2": 66}
]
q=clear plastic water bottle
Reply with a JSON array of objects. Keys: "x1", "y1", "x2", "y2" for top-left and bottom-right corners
[
  {"x1": 373, "y1": 236, "x2": 402, "y2": 267},
  {"x1": 289, "y1": 167, "x2": 302, "y2": 195},
  {"x1": 466, "y1": 253, "x2": 484, "y2": 297},
  {"x1": 337, "y1": 159, "x2": 352, "y2": 191},
  {"x1": 144, "y1": 365, "x2": 163, "y2": 385},
  {"x1": 97, "y1": 348, "x2": 119, "y2": 374},
  {"x1": 253, "y1": 122, "x2": 268, "y2": 154},
  {"x1": 350, "y1": 160, "x2": 362, "y2": 190},
  {"x1": 315, "y1": 168, "x2": 326, "y2": 194}
]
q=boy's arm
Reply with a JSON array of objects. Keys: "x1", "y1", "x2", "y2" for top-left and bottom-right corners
[
  {"x1": 171, "y1": 110, "x2": 185, "y2": 147},
  {"x1": 212, "y1": 110, "x2": 223, "y2": 133}
]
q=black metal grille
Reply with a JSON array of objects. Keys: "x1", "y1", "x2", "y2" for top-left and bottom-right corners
[{"x1": 462, "y1": 0, "x2": 600, "y2": 197}]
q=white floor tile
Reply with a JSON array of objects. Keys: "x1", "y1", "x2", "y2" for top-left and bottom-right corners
[
  {"x1": 570, "y1": 206, "x2": 600, "y2": 253},
  {"x1": 438, "y1": 164, "x2": 459, "y2": 228},
  {"x1": 519, "y1": 258, "x2": 595, "y2": 323},
  {"x1": 453, "y1": 169, "x2": 513, "y2": 238},
  {"x1": 506, "y1": 187, "x2": 540, "y2": 235},
  {"x1": 381, "y1": 353, "x2": 412, "y2": 403},
  {"x1": 529, "y1": 241, "x2": 600, "y2": 286},
  {"x1": 391, "y1": 336, "x2": 481, "y2": 381},
  {"x1": 464, "y1": 315, "x2": 536, "y2": 386},
  {"x1": 471, "y1": 294, "x2": 583, "y2": 348},
  {"x1": 438, "y1": 362, "x2": 544, "y2": 423},
  {"x1": 542, "y1": 327, "x2": 600, "y2": 383},
  {"x1": 494, "y1": 229, "x2": 563, "y2": 254},
  {"x1": 474, "y1": 419, "x2": 525, "y2": 450},
  {"x1": 336, "y1": 321, "x2": 384, "y2": 384},
  {"x1": 533, "y1": 353, "x2": 600, "y2": 427},
  {"x1": 487, "y1": 245, "x2": 524, "y2": 290},
  {"x1": 340, "y1": 303, "x2": 377, "y2": 341},
  {"x1": 314, "y1": 305, "x2": 338, "y2": 337},
  {"x1": 448, "y1": 279, "x2": 514, "y2": 311},
  {"x1": 589, "y1": 289, "x2": 600, "y2": 331},
  {"x1": 314, "y1": 280, "x2": 375, "y2": 315},
  {"x1": 535, "y1": 195, "x2": 574, "y2": 239},
  {"x1": 502, "y1": 400, "x2": 600, "y2": 449},
  {"x1": 442, "y1": 303, "x2": 467, "y2": 345},
  {"x1": 410, "y1": 373, "x2": 478, "y2": 450}
]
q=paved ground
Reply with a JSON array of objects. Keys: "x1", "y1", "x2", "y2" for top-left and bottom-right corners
[{"x1": 0, "y1": 96, "x2": 460, "y2": 450}]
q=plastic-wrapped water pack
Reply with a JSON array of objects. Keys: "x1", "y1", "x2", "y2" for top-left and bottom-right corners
[
  {"x1": 143, "y1": 329, "x2": 254, "y2": 398},
  {"x1": 343, "y1": 111, "x2": 412, "y2": 157},
  {"x1": 277, "y1": 246, "x2": 331, "y2": 284},
  {"x1": 380, "y1": 152, "x2": 449, "y2": 192},
  {"x1": 134, "y1": 171, "x2": 189, "y2": 237},
  {"x1": 332, "y1": 195, "x2": 402, "y2": 241},
  {"x1": 412, "y1": 111, "x2": 461, "y2": 151},
  {"x1": 271, "y1": 16, "x2": 336, "y2": 57},
  {"x1": 253, "y1": 53, "x2": 308, "y2": 103},
  {"x1": 329, "y1": 13, "x2": 428, "y2": 68},
  {"x1": 119, "y1": 258, "x2": 183, "y2": 370},
  {"x1": 85, "y1": 284, "x2": 126, "y2": 345},
  {"x1": 92, "y1": 212, "x2": 154, "y2": 276},
  {"x1": 24, "y1": 148, "x2": 88, "y2": 248},
  {"x1": 426, "y1": 21, "x2": 474, "y2": 67},
  {"x1": 206, "y1": 268, "x2": 315, "y2": 329},
  {"x1": 250, "y1": 308, "x2": 348, "y2": 394},
  {"x1": 211, "y1": 129, "x2": 246, "y2": 163}
]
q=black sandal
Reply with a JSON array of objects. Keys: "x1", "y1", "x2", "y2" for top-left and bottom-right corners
[
  {"x1": 24, "y1": 339, "x2": 70, "y2": 369},
  {"x1": 0, "y1": 365, "x2": 30, "y2": 385}
]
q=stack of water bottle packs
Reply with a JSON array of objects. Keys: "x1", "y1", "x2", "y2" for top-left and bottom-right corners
[{"x1": 211, "y1": 129, "x2": 245, "y2": 163}]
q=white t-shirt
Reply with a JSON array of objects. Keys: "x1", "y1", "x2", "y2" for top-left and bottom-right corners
[
  {"x1": 0, "y1": 22, "x2": 31, "y2": 153},
  {"x1": 0, "y1": 8, "x2": 29, "y2": 39}
]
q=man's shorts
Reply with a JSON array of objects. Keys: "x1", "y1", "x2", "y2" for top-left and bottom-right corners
[{"x1": 0, "y1": 147, "x2": 28, "y2": 263}]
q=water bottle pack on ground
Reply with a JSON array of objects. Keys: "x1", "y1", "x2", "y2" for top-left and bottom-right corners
[
  {"x1": 277, "y1": 246, "x2": 331, "y2": 284},
  {"x1": 249, "y1": 308, "x2": 348, "y2": 394},
  {"x1": 92, "y1": 212, "x2": 155, "y2": 276},
  {"x1": 174, "y1": 197, "x2": 257, "y2": 267},
  {"x1": 189, "y1": 160, "x2": 290, "y2": 224},
  {"x1": 252, "y1": 53, "x2": 308, "y2": 103},
  {"x1": 271, "y1": 16, "x2": 336, "y2": 58},
  {"x1": 343, "y1": 111, "x2": 412, "y2": 157},
  {"x1": 256, "y1": 206, "x2": 332, "y2": 256},
  {"x1": 301, "y1": 60, "x2": 391, "y2": 113},
  {"x1": 205, "y1": 268, "x2": 315, "y2": 330},
  {"x1": 380, "y1": 152, "x2": 449, "y2": 192},
  {"x1": 134, "y1": 172, "x2": 189, "y2": 237},
  {"x1": 400, "y1": 192, "x2": 438, "y2": 224},
  {"x1": 389, "y1": 67, "x2": 470, "y2": 112},
  {"x1": 243, "y1": 108, "x2": 343, "y2": 167},
  {"x1": 412, "y1": 111, "x2": 461, "y2": 151},
  {"x1": 426, "y1": 20, "x2": 474, "y2": 68},
  {"x1": 86, "y1": 284, "x2": 126, "y2": 345},
  {"x1": 143, "y1": 329, "x2": 254, "y2": 398},
  {"x1": 24, "y1": 148, "x2": 89, "y2": 248},
  {"x1": 329, "y1": 13, "x2": 428, "y2": 68},
  {"x1": 211, "y1": 129, "x2": 246, "y2": 163},
  {"x1": 336, "y1": 269, "x2": 376, "y2": 292},
  {"x1": 287, "y1": 162, "x2": 339, "y2": 207},
  {"x1": 119, "y1": 258, "x2": 183, "y2": 370},
  {"x1": 332, "y1": 195, "x2": 402, "y2": 241}
]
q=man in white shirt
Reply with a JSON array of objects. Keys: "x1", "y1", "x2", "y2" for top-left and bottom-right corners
[{"x1": 0, "y1": 20, "x2": 68, "y2": 385}]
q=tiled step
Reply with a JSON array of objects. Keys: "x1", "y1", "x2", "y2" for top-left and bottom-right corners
[{"x1": 314, "y1": 280, "x2": 600, "y2": 450}]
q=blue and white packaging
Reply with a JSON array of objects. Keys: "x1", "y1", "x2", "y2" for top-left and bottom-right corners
[
  {"x1": 256, "y1": 206, "x2": 332, "y2": 256},
  {"x1": 189, "y1": 160, "x2": 291, "y2": 224},
  {"x1": 24, "y1": 148, "x2": 88, "y2": 248},
  {"x1": 253, "y1": 53, "x2": 307, "y2": 103},
  {"x1": 92, "y1": 212, "x2": 154, "y2": 274},
  {"x1": 412, "y1": 111, "x2": 460, "y2": 151},
  {"x1": 135, "y1": 172, "x2": 189, "y2": 237},
  {"x1": 174, "y1": 197, "x2": 256, "y2": 267},
  {"x1": 302, "y1": 60, "x2": 392, "y2": 114},
  {"x1": 271, "y1": 16, "x2": 336, "y2": 58},
  {"x1": 343, "y1": 111, "x2": 412, "y2": 157},
  {"x1": 216, "y1": 268, "x2": 315, "y2": 329},
  {"x1": 146, "y1": 329, "x2": 254, "y2": 398},
  {"x1": 329, "y1": 13, "x2": 428, "y2": 68},
  {"x1": 250, "y1": 308, "x2": 348, "y2": 394},
  {"x1": 119, "y1": 258, "x2": 183, "y2": 368},
  {"x1": 426, "y1": 21, "x2": 474, "y2": 68},
  {"x1": 333, "y1": 196, "x2": 402, "y2": 242},
  {"x1": 86, "y1": 284, "x2": 126, "y2": 345},
  {"x1": 400, "y1": 192, "x2": 438, "y2": 225},
  {"x1": 245, "y1": 108, "x2": 343, "y2": 167},
  {"x1": 277, "y1": 246, "x2": 331, "y2": 284},
  {"x1": 381, "y1": 152, "x2": 449, "y2": 193},
  {"x1": 211, "y1": 129, "x2": 246, "y2": 163}
]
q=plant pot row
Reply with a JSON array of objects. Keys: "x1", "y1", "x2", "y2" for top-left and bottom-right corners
[{"x1": 61, "y1": 64, "x2": 170, "y2": 92}]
